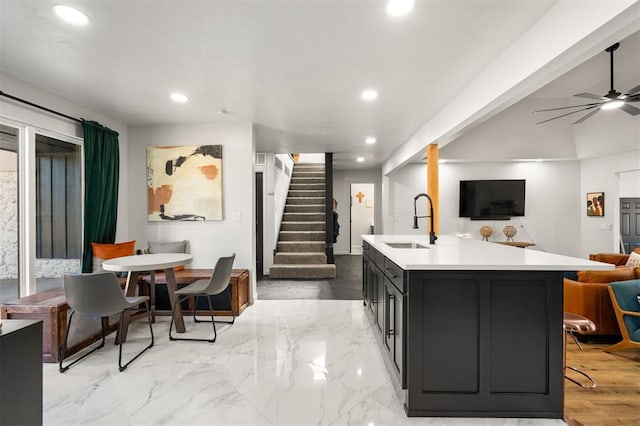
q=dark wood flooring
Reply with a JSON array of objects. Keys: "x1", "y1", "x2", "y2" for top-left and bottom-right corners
[{"x1": 257, "y1": 254, "x2": 362, "y2": 300}]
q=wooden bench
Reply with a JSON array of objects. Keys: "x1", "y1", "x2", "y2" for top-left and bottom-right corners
[
  {"x1": 0, "y1": 289, "x2": 118, "y2": 363},
  {"x1": 141, "y1": 269, "x2": 249, "y2": 319}
]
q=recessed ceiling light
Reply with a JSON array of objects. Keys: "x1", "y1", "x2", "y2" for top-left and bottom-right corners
[
  {"x1": 217, "y1": 109, "x2": 228, "y2": 115},
  {"x1": 170, "y1": 93, "x2": 189, "y2": 103},
  {"x1": 365, "y1": 137, "x2": 377, "y2": 145},
  {"x1": 53, "y1": 4, "x2": 89, "y2": 26},
  {"x1": 356, "y1": 157, "x2": 365, "y2": 162},
  {"x1": 385, "y1": 0, "x2": 415, "y2": 17},
  {"x1": 361, "y1": 89, "x2": 378, "y2": 101},
  {"x1": 601, "y1": 100, "x2": 624, "y2": 110}
]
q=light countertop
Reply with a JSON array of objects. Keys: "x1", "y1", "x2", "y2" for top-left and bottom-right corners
[{"x1": 362, "y1": 234, "x2": 614, "y2": 271}]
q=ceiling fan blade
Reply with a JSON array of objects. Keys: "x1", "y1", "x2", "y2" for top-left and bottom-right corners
[
  {"x1": 624, "y1": 94, "x2": 640, "y2": 102},
  {"x1": 574, "y1": 93, "x2": 608, "y2": 101},
  {"x1": 620, "y1": 103, "x2": 640, "y2": 116},
  {"x1": 533, "y1": 102, "x2": 602, "y2": 113},
  {"x1": 573, "y1": 108, "x2": 600, "y2": 124},
  {"x1": 535, "y1": 105, "x2": 599, "y2": 124},
  {"x1": 626, "y1": 84, "x2": 640, "y2": 96}
]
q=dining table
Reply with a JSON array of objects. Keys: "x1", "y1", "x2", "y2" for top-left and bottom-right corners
[{"x1": 102, "y1": 253, "x2": 193, "y2": 342}]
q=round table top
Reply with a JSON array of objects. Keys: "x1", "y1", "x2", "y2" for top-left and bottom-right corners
[{"x1": 102, "y1": 253, "x2": 193, "y2": 272}]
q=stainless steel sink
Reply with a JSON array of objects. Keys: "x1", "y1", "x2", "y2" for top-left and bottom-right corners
[{"x1": 384, "y1": 242, "x2": 430, "y2": 249}]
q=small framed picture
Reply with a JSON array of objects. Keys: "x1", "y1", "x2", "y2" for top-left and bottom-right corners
[{"x1": 587, "y1": 192, "x2": 604, "y2": 216}]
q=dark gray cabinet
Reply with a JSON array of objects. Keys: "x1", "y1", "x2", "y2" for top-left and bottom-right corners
[
  {"x1": 0, "y1": 319, "x2": 43, "y2": 426},
  {"x1": 385, "y1": 276, "x2": 403, "y2": 378},
  {"x1": 362, "y1": 241, "x2": 564, "y2": 419},
  {"x1": 362, "y1": 242, "x2": 406, "y2": 388}
]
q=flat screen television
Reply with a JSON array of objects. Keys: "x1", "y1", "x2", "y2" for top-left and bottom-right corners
[{"x1": 459, "y1": 179, "x2": 525, "y2": 219}]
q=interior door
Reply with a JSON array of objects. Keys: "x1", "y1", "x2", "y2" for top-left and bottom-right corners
[
  {"x1": 620, "y1": 198, "x2": 640, "y2": 253},
  {"x1": 350, "y1": 183, "x2": 375, "y2": 254},
  {"x1": 255, "y1": 172, "x2": 264, "y2": 278}
]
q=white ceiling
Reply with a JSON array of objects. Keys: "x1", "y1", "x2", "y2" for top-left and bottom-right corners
[{"x1": 0, "y1": 1, "x2": 636, "y2": 169}]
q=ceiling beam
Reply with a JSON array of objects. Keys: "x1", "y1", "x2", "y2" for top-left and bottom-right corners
[{"x1": 383, "y1": 0, "x2": 640, "y2": 176}]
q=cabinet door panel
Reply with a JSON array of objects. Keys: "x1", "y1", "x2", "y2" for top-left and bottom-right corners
[
  {"x1": 393, "y1": 287, "x2": 404, "y2": 382},
  {"x1": 384, "y1": 283, "x2": 393, "y2": 353},
  {"x1": 376, "y1": 266, "x2": 384, "y2": 333}
]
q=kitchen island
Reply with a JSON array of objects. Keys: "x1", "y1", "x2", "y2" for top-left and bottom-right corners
[{"x1": 361, "y1": 234, "x2": 612, "y2": 419}]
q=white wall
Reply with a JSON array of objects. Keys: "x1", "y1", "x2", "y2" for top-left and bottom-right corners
[
  {"x1": 580, "y1": 151, "x2": 640, "y2": 257},
  {"x1": 259, "y1": 153, "x2": 293, "y2": 275},
  {"x1": 127, "y1": 123, "x2": 256, "y2": 298},
  {"x1": 384, "y1": 161, "x2": 582, "y2": 256},
  {"x1": 333, "y1": 168, "x2": 382, "y2": 255},
  {"x1": 620, "y1": 170, "x2": 640, "y2": 197},
  {"x1": 273, "y1": 154, "x2": 294, "y2": 253}
]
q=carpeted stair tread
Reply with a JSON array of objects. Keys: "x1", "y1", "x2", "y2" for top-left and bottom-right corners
[
  {"x1": 284, "y1": 204, "x2": 324, "y2": 213},
  {"x1": 279, "y1": 231, "x2": 325, "y2": 241},
  {"x1": 280, "y1": 221, "x2": 325, "y2": 231},
  {"x1": 274, "y1": 252, "x2": 327, "y2": 264},
  {"x1": 269, "y1": 264, "x2": 336, "y2": 279},
  {"x1": 277, "y1": 241, "x2": 325, "y2": 252}
]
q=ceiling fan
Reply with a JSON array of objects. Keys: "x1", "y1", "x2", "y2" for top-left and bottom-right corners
[{"x1": 533, "y1": 42, "x2": 640, "y2": 124}]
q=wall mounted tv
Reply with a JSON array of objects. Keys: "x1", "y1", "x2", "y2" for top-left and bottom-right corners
[{"x1": 459, "y1": 179, "x2": 526, "y2": 220}]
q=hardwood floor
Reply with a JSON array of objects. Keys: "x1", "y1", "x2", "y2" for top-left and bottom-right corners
[{"x1": 564, "y1": 340, "x2": 640, "y2": 426}]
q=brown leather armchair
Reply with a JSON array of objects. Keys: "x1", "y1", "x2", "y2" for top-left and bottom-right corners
[
  {"x1": 564, "y1": 252, "x2": 640, "y2": 337},
  {"x1": 588, "y1": 247, "x2": 640, "y2": 265}
]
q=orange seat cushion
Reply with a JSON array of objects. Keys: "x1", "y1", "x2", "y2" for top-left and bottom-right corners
[{"x1": 577, "y1": 266, "x2": 635, "y2": 283}]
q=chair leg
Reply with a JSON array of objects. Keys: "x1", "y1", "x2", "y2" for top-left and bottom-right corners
[
  {"x1": 565, "y1": 365, "x2": 597, "y2": 389},
  {"x1": 193, "y1": 295, "x2": 202, "y2": 322},
  {"x1": 169, "y1": 294, "x2": 216, "y2": 343},
  {"x1": 118, "y1": 301, "x2": 154, "y2": 372},
  {"x1": 604, "y1": 340, "x2": 638, "y2": 353},
  {"x1": 193, "y1": 291, "x2": 234, "y2": 324},
  {"x1": 567, "y1": 330, "x2": 584, "y2": 350},
  {"x1": 59, "y1": 311, "x2": 106, "y2": 373},
  {"x1": 218, "y1": 287, "x2": 235, "y2": 324}
]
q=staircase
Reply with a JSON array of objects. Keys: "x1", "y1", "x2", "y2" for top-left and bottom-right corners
[{"x1": 269, "y1": 163, "x2": 336, "y2": 279}]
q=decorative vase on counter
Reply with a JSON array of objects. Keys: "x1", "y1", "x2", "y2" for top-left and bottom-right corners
[
  {"x1": 479, "y1": 226, "x2": 493, "y2": 241},
  {"x1": 503, "y1": 225, "x2": 517, "y2": 242}
]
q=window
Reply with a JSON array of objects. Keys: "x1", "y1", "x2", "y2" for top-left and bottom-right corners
[
  {"x1": 35, "y1": 134, "x2": 82, "y2": 291},
  {"x1": 0, "y1": 124, "x2": 19, "y2": 303}
]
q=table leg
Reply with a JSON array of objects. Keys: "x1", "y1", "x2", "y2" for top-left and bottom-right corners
[
  {"x1": 116, "y1": 271, "x2": 140, "y2": 344},
  {"x1": 165, "y1": 268, "x2": 186, "y2": 333}
]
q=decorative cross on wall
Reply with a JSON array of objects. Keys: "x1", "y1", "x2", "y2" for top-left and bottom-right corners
[{"x1": 356, "y1": 192, "x2": 365, "y2": 203}]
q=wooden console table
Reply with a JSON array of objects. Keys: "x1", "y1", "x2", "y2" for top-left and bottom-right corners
[
  {"x1": 0, "y1": 289, "x2": 118, "y2": 363},
  {"x1": 495, "y1": 241, "x2": 536, "y2": 248},
  {"x1": 141, "y1": 269, "x2": 250, "y2": 318}
]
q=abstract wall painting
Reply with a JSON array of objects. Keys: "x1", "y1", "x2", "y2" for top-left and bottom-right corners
[{"x1": 147, "y1": 145, "x2": 223, "y2": 221}]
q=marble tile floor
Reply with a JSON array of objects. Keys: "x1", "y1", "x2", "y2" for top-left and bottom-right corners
[{"x1": 44, "y1": 300, "x2": 566, "y2": 426}]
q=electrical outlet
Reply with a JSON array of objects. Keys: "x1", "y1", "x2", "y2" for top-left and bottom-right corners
[{"x1": 231, "y1": 212, "x2": 241, "y2": 221}]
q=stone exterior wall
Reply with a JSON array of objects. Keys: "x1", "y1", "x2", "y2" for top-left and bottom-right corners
[
  {"x1": 35, "y1": 258, "x2": 81, "y2": 278},
  {"x1": 0, "y1": 171, "x2": 18, "y2": 279},
  {"x1": 0, "y1": 171, "x2": 80, "y2": 279}
]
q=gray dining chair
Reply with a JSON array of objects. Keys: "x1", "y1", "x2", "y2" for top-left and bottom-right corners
[
  {"x1": 169, "y1": 253, "x2": 236, "y2": 342},
  {"x1": 59, "y1": 272, "x2": 154, "y2": 373}
]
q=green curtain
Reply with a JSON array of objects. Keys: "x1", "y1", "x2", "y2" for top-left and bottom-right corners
[{"x1": 81, "y1": 121, "x2": 120, "y2": 272}]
